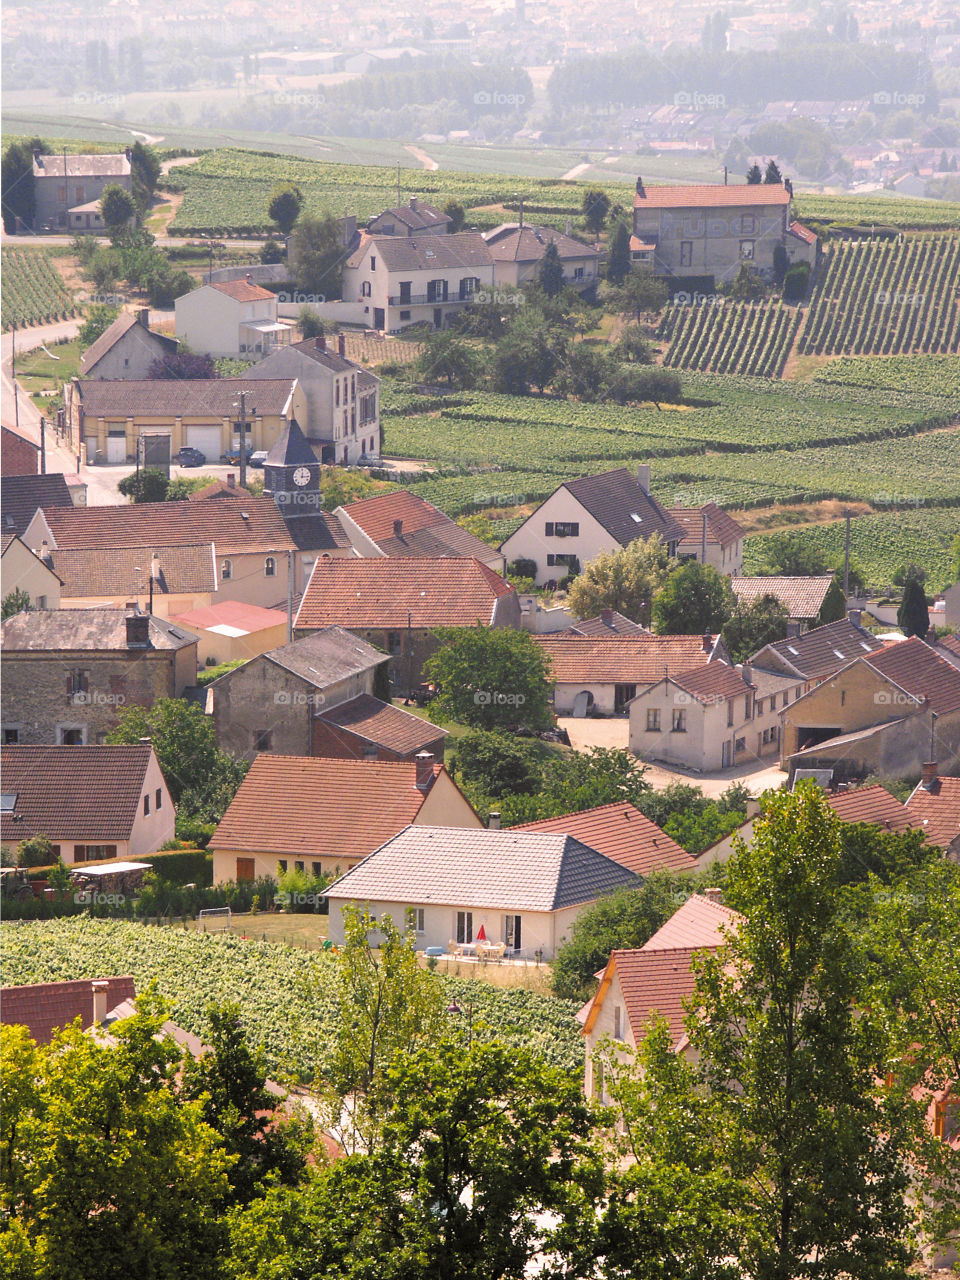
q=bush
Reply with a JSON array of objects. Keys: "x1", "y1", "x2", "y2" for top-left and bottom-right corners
[
  {"x1": 783, "y1": 262, "x2": 810, "y2": 302},
  {"x1": 17, "y1": 834, "x2": 55, "y2": 868},
  {"x1": 173, "y1": 816, "x2": 218, "y2": 849},
  {"x1": 508, "y1": 558, "x2": 538, "y2": 580},
  {"x1": 139, "y1": 848, "x2": 212, "y2": 887},
  {"x1": 453, "y1": 730, "x2": 542, "y2": 800},
  {"x1": 276, "y1": 867, "x2": 329, "y2": 914},
  {"x1": 196, "y1": 659, "x2": 246, "y2": 688}
]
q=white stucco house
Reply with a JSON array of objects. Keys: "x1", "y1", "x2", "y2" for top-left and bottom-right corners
[
  {"x1": 175, "y1": 279, "x2": 294, "y2": 358},
  {"x1": 325, "y1": 825, "x2": 640, "y2": 960}
]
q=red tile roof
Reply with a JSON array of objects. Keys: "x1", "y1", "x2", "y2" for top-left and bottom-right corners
[
  {"x1": 826, "y1": 784, "x2": 916, "y2": 833},
  {"x1": 1, "y1": 976, "x2": 136, "y2": 1045},
  {"x1": 337, "y1": 489, "x2": 497, "y2": 561},
  {"x1": 564, "y1": 611, "x2": 649, "y2": 638},
  {"x1": 319, "y1": 694, "x2": 447, "y2": 756},
  {"x1": 209, "y1": 754, "x2": 446, "y2": 859},
  {"x1": 731, "y1": 575, "x2": 834, "y2": 620},
  {"x1": 670, "y1": 662, "x2": 752, "y2": 704},
  {"x1": 1, "y1": 745, "x2": 159, "y2": 843},
  {"x1": 634, "y1": 183, "x2": 791, "y2": 209},
  {"x1": 295, "y1": 557, "x2": 516, "y2": 630},
  {"x1": 169, "y1": 600, "x2": 288, "y2": 633},
  {"x1": 483, "y1": 223, "x2": 598, "y2": 263},
  {"x1": 643, "y1": 893, "x2": 742, "y2": 951},
  {"x1": 533, "y1": 634, "x2": 719, "y2": 683},
  {"x1": 211, "y1": 279, "x2": 276, "y2": 302},
  {"x1": 39, "y1": 495, "x2": 296, "y2": 554},
  {"x1": 937, "y1": 634, "x2": 960, "y2": 662},
  {"x1": 789, "y1": 219, "x2": 818, "y2": 245},
  {"x1": 514, "y1": 801, "x2": 696, "y2": 875},
  {"x1": 905, "y1": 776, "x2": 960, "y2": 851},
  {"x1": 589, "y1": 946, "x2": 707, "y2": 1046},
  {"x1": 864, "y1": 637, "x2": 960, "y2": 716},
  {"x1": 668, "y1": 503, "x2": 745, "y2": 549}
]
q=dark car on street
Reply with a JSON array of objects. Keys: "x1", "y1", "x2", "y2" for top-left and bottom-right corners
[{"x1": 176, "y1": 446, "x2": 206, "y2": 467}]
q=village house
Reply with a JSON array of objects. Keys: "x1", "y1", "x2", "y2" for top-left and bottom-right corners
[
  {"x1": 1, "y1": 535, "x2": 62, "y2": 611},
  {"x1": 26, "y1": 496, "x2": 299, "y2": 611},
  {"x1": 65, "y1": 377, "x2": 306, "y2": 466},
  {"x1": 559, "y1": 609, "x2": 650, "y2": 638},
  {"x1": 368, "y1": 197, "x2": 451, "y2": 237},
  {"x1": 533, "y1": 632, "x2": 729, "y2": 716},
  {"x1": 325, "y1": 825, "x2": 641, "y2": 960},
  {"x1": 78, "y1": 309, "x2": 178, "y2": 380},
  {"x1": 628, "y1": 659, "x2": 799, "y2": 771},
  {"x1": 333, "y1": 488, "x2": 505, "y2": 573},
  {"x1": 31, "y1": 150, "x2": 132, "y2": 232},
  {"x1": 668, "y1": 503, "x2": 745, "y2": 574},
  {"x1": 500, "y1": 466, "x2": 685, "y2": 589},
  {"x1": 731, "y1": 575, "x2": 837, "y2": 632},
  {"x1": 483, "y1": 222, "x2": 600, "y2": 293},
  {"x1": 1, "y1": 976, "x2": 138, "y2": 1044},
  {"x1": 244, "y1": 334, "x2": 380, "y2": 466},
  {"x1": 1, "y1": 424, "x2": 40, "y2": 476},
  {"x1": 749, "y1": 614, "x2": 884, "y2": 686},
  {"x1": 1, "y1": 473, "x2": 75, "y2": 538},
  {"x1": 513, "y1": 800, "x2": 697, "y2": 876},
  {"x1": 905, "y1": 764, "x2": 960, "y2": 859},
  {"x1": 294, "y1": 557, "x2": 521, "y2": 691},
  {"x1": 0, "y1": 743, "x2": 174, "y2": 863},
  {"x1": 341, "y1": 231, "x2": 496, "y2": 332},
  {"x1": 781, "y1": 636, "x2": 960, "y2": 781},
  {"x1": 168, "y1": 600, "x2": 289, "y2": 668},
  {"x1": 209, "y1": 752, "x2": 480, "y2": 884},
  {"x1": 1, "y1": 610, "x2": 197, "y2": 746},
  {"x1": 174, "y1": 279, "x2": 294, "y2": 358},
  {"x1": 48, "y1": 544, "x2": 218, "y2": 618},
  {"x1": 631, "y1": 176, "x2": 816, "y2": 283}
]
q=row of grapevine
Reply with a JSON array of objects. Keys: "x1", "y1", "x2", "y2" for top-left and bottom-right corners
[
  {"x1": 1, "y1": 249, "x2": 77, "y2": 331},
  {"x1": 797, "y1": 234, "x2": 960, "y2": 356},
  {"x1": 658, "y1": 300, "x2": 801, "y2": 377}
]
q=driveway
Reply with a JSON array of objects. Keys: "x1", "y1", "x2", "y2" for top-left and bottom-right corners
[{"x1": 557, "y1": 716, "x2": 788, "y2": 798}]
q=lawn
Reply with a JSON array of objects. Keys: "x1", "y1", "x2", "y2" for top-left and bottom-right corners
[{"x1": 15, "y1": 337, "x2": 84, "y2": 400}]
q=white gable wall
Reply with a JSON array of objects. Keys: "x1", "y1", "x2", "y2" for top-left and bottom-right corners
[{"x1": 500, "y1": 488, "x2": 624, "y2": 587}]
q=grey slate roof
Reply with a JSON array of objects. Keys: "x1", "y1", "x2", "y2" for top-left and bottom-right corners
[
  {"x1": 1, "y1": 473, "x2": 73, "y2": 537},
  {"x1": 262, "y1": 626, "x2": 387, "y2": 688},
  {"x1": 326, "y1": 825, "x2": 641, "y2": 912},
  {"x1": 349, "y1": 232, "x2": 493, "y2": 272},
  {"x1": 1, "y1": 608, "x2": 197, "y2": 652},
  {"x1": 79, "y1": 312, "x2": 176, "y2": 375},
  {"x1": 74, "y1": 378, "x2": 297, "y2": 418},
  {"x1": 751, "y1": 617, "x2": 883, "y2": 679},
  {"x1": 265, "y1": 419, "x2": 317, "y2": 468},
  {"x1": 563, "y1": 469, "x2": 685, "y2": 548}
]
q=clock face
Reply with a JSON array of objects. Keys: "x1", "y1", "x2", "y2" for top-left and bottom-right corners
[{"x1": 292, "y1": 466, "x2": 311, "y2": 487}]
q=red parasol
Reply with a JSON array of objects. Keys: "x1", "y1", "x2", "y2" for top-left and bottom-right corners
[{"x1": 476, "y1": 924, "x2": 487, "y2": 941}]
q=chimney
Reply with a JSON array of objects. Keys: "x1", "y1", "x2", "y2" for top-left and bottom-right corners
[
  {"x1": 926, "y1": 626, "x2": 937, "y2": 644},
  {"x1": 415, "y1": 751, "x2": 435, "y2": 792},
  {"x1": 635, "y1": 175, "x2": 645, "y2": 198},
  {"x1": 245, "y1": 272, "x2": 253, "y2": 282},
  {"x1": 137, "y1": 307, "x2": 150, "y2": 328},
  {"x1": 338, "y1": 333, "x2": 346, "y2": 357},
  {"x1": 91, "y1": 980, "x2": 109, "y2": 1027},
  {"x1": 600, "y1": 607, "x2": 614, "y2": 624},
  {"x1": 702, "y1": 632, "x2": 713, "y2": 653},
  {"x1": 920, "y1": 761, "x2": 938, "y2": 790},
  {"x1": 315, "y1": 334, "x2": 326, "y2": 352},
  {"x1": 786, "y1": 620, "x2": 802, "y2": 638},
  {"x1": 393, "y1": 518, "x2": 403, "y2": 538},
  {"x1": 409, "y1": 196, "x2": 418, "y2": 211},
  {"x1": 126, "y1": 614, "x2": 150, "y2": 648},
  {"x1": 636, "y1": 463, "x2": 651, "y2": 494},
  {"x1": 488, "y1": 811, "x2": 501, "y2": 830},
  {"x1": 703, "y1": 887, "x2": 722, "y2": 903},
  {"x1": 848, "y1": 608, "x2": 862, "y2": 628},
  {"x1": 739, "y1": 661, "x2": 753, "y2": 686},
  {"x1": 150, "y1": 552, "x2": 160, "y2": 582},
  {"x1": 226, "y1": 472, "x2": 236, "y2": 488},
  {"x1": 565, "y1": 218, "x2": 572, "y2": 237}
]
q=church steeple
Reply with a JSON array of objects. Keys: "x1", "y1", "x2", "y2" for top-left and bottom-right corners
[{"x1": 263, "y1": 419, "x2": 321, "y2": 514}]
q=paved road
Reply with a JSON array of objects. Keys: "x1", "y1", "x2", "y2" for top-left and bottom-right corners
[{"x1": 1, "y1": 232, "x2": 267, "y2": 249}]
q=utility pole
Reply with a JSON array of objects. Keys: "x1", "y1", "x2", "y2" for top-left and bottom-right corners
[
  {"x1": 234, "y1": 392, "x2": 254, "y2": 490},
  {"x1": 397, "y1": 163, "x2": 402, "y2": 207},
  {"x1": 286, "y1": 549, "x2": 294, "y2": 642},
  {"x1": 843, "y1": 509, "x2": 851, "y2": 596},
  {"x1": 701, "y1": 507, "x2": 707, "y2": 566},
  {"x1": 11, "y1": 320, "x2": 20, "y2": 431},
  {"x1": 39, "y1": 415, "x2": 46, "y2": 474}
]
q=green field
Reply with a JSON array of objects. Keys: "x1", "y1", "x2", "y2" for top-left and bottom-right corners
[
  {"x1": 1, "y1": 918, "x2": 582, "y2": 1081},
  {"x1": 1, "y1": 248, "x2": 77, "y2": 330},
  {"x1": 793, "y1": 192, "x2": 960, "y2": 231}
]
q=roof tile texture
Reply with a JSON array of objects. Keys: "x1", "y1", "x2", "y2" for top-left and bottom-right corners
[
  {"x1": 514, "y1": 801, "x2": 696, "y2": 875},
  {"x1": 39, "y1": 496, "x2": 296, "y2": 554},
  {"x1": 1, "y1": 976, "x2": 137, "y2": 1045},
  {"x1": 1, "y1": 745, "x2": 155, "y2": 842},
  {"x1": 533, "y1": 634, "x2": 718, "y2": 683},
  {"x1": 320, "y1": 693, "x2": 447, "y2": 755},
  {"x1": 731, "y1": 575, "x2": 834, "y2": 619}
]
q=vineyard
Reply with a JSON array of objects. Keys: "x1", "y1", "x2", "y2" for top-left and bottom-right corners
[
  {"x1": 810, "y1": 353, "x2": 960, "y2": 396},
  {"x1": 1, "y1": 248, "x2": 77, "y2": 330},
  {"x1": 658, "y1": 299, "x2": 802, "y2": 377},
  {"x1": 792, "y1": 193, "x2": 960, "y2": 231},
  {"x1": 796, "y1": 234, "x2": 960, "y2": 356},
  {"x1": 1, "y1": 919, "x2": 583, "y2": 1080}
]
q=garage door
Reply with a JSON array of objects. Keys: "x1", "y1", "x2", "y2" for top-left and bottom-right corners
[
  {"x1": 106, "y1": 432, "x2": 126, "y2": 463},
  {"x1": 186, "y1": 426, "x2": 222, "y2": 463}
]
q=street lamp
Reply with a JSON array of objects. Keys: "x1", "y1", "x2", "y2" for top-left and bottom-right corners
[{"x1": 446, "y1": 997, "x2": 474, "y2": 1046}]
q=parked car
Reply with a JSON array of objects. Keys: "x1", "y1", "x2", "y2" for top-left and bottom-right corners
[
  {"x1": 176, "y1": 446, "x2": 206, "y2": 467},
  {"x1": 224, "y1": 446, "x2": 254, "y2": 465},
  {"x1": 249, "y1": 450, "x2": 269, "y2": 468}
]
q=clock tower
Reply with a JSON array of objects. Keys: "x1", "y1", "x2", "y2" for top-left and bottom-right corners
[{"x1": 263, "y1": 419, "x2": 321, "y2": 514}]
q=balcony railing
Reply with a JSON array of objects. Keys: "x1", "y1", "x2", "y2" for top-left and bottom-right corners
[{"x1": 386, "y1": 293, "x2": 472, "y2": 306}]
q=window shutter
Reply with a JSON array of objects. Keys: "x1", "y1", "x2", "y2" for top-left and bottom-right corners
[{"x1": 545, "y1": 522, "x2": 554, "y2": 536}]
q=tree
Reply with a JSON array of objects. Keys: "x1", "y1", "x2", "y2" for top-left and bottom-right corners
[
  {"x1": 746, "y1": 162, "x2": 763, "y2": 184},
  {"x1": 495, "y1": 747, "x2": 650, "y2": 827},
  {"x1": 553, "y1": 874, "x2": 699, "y2": 1000},
  {"x1": 1, "y1": 587, "x2": 31, "y2": 620},
  {"x1": 606, "y1": 270, "x2": 669, "y2": 321},
  {"x1": 416, "y1": 330, "x2": 484, "y2": 389},
  {"x1": 290, "y1": 212, "x2": 344, "y2": 298},
  {"x1": 490, "y1": 310, "x2": 563, "y2": 395},
  {"x1": 0, "y1": 998, "x2": 231, "y2": 1280},
  {"x1": 759, "y1": 531, "x2": 828, "y2": 576},
  {"x1": 816, "y1": 575, "x2": 847, "y2": 625},
  {"x1": 129, "y1": 140, "x2": 161, "y2": 217},
  {"x1": 78, "y1": 303, "x2": 120, "y2": 348},
  {"x1": 147, "y1": 351, "x2": 217, "y2": 379},
  {"x1": 556, "y1": 342, "x2": 612, "y2": 401},
  {"x1": 260, "y1": 236, "x2": 285, "y2": 264},
  {"x1": 728, "y1": 263, "x2": 765, "y2": 301},
  {"x1": 118, "y1": 467, "x2": 170, "y2": 503},
  {"x1": 892, "y1": 562, "x2": 926, "y2": 589},
  {"x1": 772, "y1": 243, "x2": 789, "y2": 285},
  {"x1": 604, "y1": 364, "x2": 682, "y2": 406},
  {"x1": 298, "y1": 305, "x2": 323, "y2": 338},
  {"x1": 180, "y1": 1003, "x2": 310, "y2": 1205},
  {"x1": 1, "y1": 140, "x2": 37, "y2": 233},
  {"x1": 46, "y1": 857, "x2": 73, "y2": 894},
  {"x1": 328, "y1": 906, "x2": 444, "y2": 1154},
  {"x1": 606, "y1": 220, "x2": 631, "y2": 285},
  {"x1": 453, "y1": 729, "x2": 542, "y2": 799},
  {"x1": 722, "y1": 592, "x2": 788, "y2": 663},
  {"x1": 783, "y1": 262, "x2": 810, "y2": 301},
  {"x1": 567, "y1": 534, "x2": 674, "y2": 627},
  {"x1": 443, "y1": 198, "x2": 466, "y2": 232},
  {"x1": 613, "y1": 325, "x2": 652, "y2": 364},
  {"x1": 898, "y1": 577, "x2": 929, "y2": 638},
  {"x1": 424, "y1": 627, "x2": 554, "y2": 731},
  {"x1": 99, "y1": 183, "x2": 136, "y2": 230},
  {"x1": 691, "y1": 785, "x2": 914, "y2": 1279},
  {"x1": 148, "y1": 267, "x2": 194, "y2": 309},
  {"x1": 763, "y1": 158, "x2": 783, "y2": 183},
  {"x1": 582, "y1": 186, "x2": 611, "y2": 235},
  {"x1": 16, "y1": 834, "x2": 54, "y2": 868},
  {"x1": 267, "y1": 183, "x2": 304, "y2": 235},
  {"x1": 651, "y1": 561, "x2": 735, "y2": 635},
  {"x1": 537, "y1": 240, "x2": 565, "y2": 297}
]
